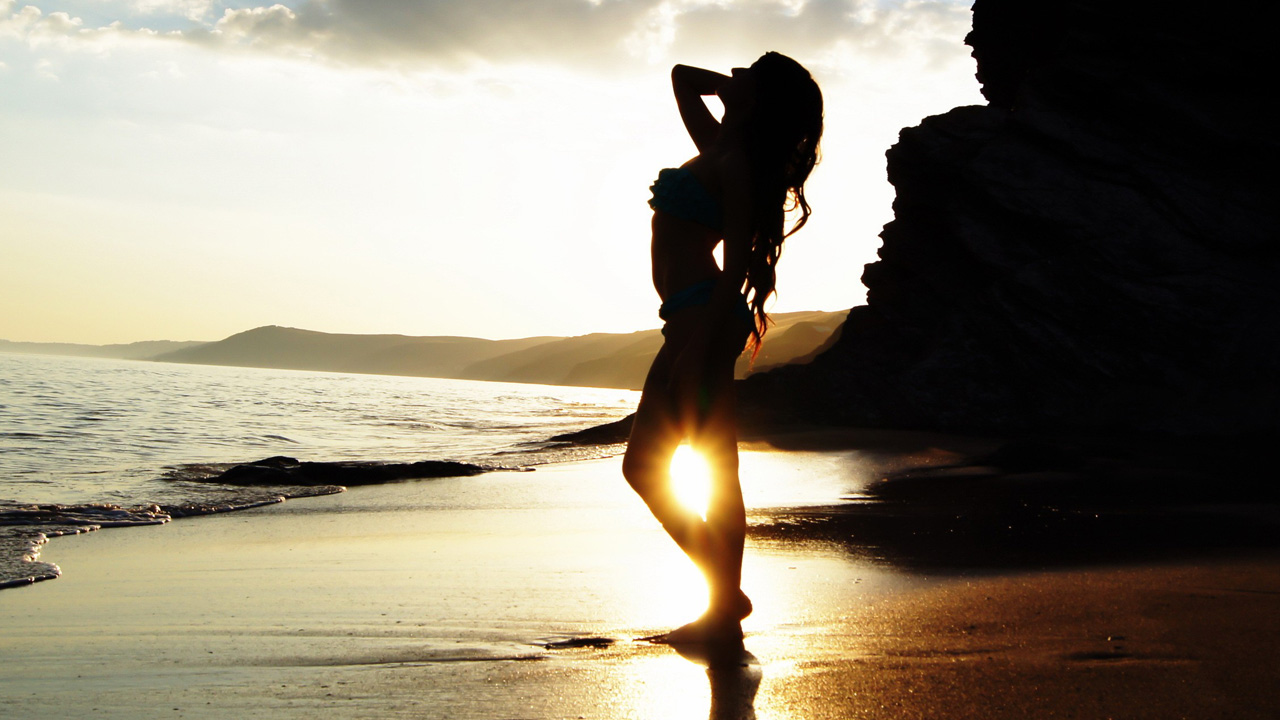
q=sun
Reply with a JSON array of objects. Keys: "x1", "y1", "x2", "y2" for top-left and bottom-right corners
[{"x1": 669, "y1": 445, "x2": 711, "y2": 520}]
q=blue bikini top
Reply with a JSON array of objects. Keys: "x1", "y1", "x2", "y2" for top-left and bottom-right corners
[{"x1": 648, "y1": 167, "x2": 722, "y2": 232}]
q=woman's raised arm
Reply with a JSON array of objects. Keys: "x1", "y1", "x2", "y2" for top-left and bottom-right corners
[{"x1": 672, "y1": 64, "x2": 729, "y2": 153}]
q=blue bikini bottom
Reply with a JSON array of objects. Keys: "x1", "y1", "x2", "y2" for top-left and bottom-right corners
[{"x1": 658, "y1": 280, "x2": 754, "y2": 332}]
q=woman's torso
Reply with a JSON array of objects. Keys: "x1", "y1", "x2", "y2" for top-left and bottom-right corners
[{"x1": 649, "y1": 157, "x2": 724, "y2": 300}]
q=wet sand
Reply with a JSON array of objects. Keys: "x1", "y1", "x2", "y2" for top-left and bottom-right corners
[
  {"x1": 792, "y1": 559, "x2": 1280, "y2": 719},
  {"x1": 1, "y1": 446, "x2": 1278, "y2": 718}
]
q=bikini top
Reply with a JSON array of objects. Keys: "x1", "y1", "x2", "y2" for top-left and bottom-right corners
[{"x1": 648, "y1": 167, "x2": 722, "y2": 232}]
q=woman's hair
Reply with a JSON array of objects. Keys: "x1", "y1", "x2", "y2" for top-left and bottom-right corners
[{"x1": 741, "y1": 51, "x2": 823, "y2": 356}]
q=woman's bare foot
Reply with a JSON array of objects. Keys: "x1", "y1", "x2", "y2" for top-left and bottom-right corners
[
  {"x1": 652, "y1": 589, "x2": 752, "y2": 645},
  {"x1": 722, "y1": 589, "x2": 752, "y2": 621},
  {"x1": 656, "y1": 613, "x2": 743, "y2": 645}
]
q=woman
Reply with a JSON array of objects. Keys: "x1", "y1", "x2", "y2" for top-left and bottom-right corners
[{"x1": 622, "y1": 52, "x2": 823, "y2": 643}]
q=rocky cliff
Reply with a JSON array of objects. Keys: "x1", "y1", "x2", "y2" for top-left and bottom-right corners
[{"x1": 744, "y1": 0, "x2": 1278, "y2": 436}]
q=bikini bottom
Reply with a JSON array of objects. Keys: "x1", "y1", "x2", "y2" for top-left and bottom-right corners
[{"x1": 658, "y1": 280, "x2": 754, "y2": 336}]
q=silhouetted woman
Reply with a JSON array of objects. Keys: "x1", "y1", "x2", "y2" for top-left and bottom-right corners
[{"x1": 622, "y1": 53, "x2": 823, "y2": 642}]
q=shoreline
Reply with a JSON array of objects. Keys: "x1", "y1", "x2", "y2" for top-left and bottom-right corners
[
  {"x1": 11, "y1": 420, "x2": 1280, "y2": 586},
  {"x1": 0, "y1": 442, "x2": 625, "y2": 591},
  {"x1": 1, "y1": 420, "x2": 982, "y2": 592},
  {"x1": 0, "y1": 434, "x2": 1277, "y2": 717}
]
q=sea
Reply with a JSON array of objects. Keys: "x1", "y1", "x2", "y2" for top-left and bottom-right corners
[{"x1": 0, "y1": 352, "x2": 639, "y2": 588}]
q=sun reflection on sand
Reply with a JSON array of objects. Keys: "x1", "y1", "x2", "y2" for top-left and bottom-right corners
[
  {"x1": 637, "y1": 551, "x2": 710, "y2": 627},
  {"x1": 624, "y1": 654, "x2": 715, "y2": 719},
  {"x1": 603, "y1": 642, "x2": 772, "y2": 720}
]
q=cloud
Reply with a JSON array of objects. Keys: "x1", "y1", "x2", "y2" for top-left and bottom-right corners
[
  {"x1": 1, "y1": 2, "x2": 156, "y2": 48},
  {"x1": 0, "y1": 2, "x2": 42, "y2": 37},
  {"x1": 3, "y1": 0, "x2": 973, "y2": 73},
  {"x1": 661, "y1": 0, "x2": 973, "y2": 69},
  {"x1": 128, "y1": 0, "x2": 215, "y2": 21},
  {"x1": 197, "y1": 3, "x2": 325, "y2": 54},
  {"x1": 201, "y1": 0, "x2": 971, "y2": 70},
  {"x1": 189, "y1": 0, "x2": 664, "y2": 68}
]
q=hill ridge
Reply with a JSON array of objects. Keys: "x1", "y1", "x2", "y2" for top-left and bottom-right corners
[{"x1": 4, "y1": 311, "x2": 848, "y2": 391}]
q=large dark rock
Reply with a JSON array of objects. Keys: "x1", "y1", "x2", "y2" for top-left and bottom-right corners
[{"x1": 743, "y1": 0, "x2": 1279, "y2": 436}]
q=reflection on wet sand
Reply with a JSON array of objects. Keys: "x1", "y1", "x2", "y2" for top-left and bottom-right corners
[
  {"x1": 675, "y1": 642, "x2": 761, "y2": 720},
  {"x1": 0, "y1": 453, "x2": 901, "y2": 718},
  {"x1": 594, "y1": 639, "x2": 761, "y2": 720},
  {"x1": 708, "y1": 659, "x2": 762, "y2": 720}
]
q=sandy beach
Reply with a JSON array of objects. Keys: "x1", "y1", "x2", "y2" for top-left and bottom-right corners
[{"x1": 2, "y1": 446, "x2": 1278, "y2": 719}]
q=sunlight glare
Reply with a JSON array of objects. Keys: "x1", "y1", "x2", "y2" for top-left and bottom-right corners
[{"x1": 670, "y1": 445, "x2": 711, "y2": 520}]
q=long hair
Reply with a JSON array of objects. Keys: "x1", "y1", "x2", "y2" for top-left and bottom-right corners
[{"x1": 741, "y1": 52, "x2": 823, "y2": 356}]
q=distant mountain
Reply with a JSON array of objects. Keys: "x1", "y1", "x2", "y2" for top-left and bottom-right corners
[
  {"x1": 151, "y1": 311, "x2": 848, "y2": 390},
  {"x1": 743, "y1": 310, "x2": 846, "y2": 374},
  {"x1": 460, "y1": 330, "x2": 660, "y2": 388},
  {"x1": 0, "y1": 339, "x2": 208, "y2": 360},
  {"x1": 4, "y1": 312, "x2": 846, "y2": 390},
  {"x1": 153, "y1": 326, "x2": 557, "y2": 378},
  {"x1": 457, "y1": 309, "x2": 847, "y2": 389}
]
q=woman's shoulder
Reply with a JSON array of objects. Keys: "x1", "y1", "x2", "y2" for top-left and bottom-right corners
[{"x1": 679, "y1": 151, "x2": 748, "y2": 185}]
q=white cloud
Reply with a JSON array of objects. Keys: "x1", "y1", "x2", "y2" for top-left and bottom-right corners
[
  {"x1": 200, "y1": 3, "x2": 325, "y2": 55},
  {"x1": 193, "y1": 0, "x2": 973, "y2": 72},
  {"x1": 661, "y1": 0, "x2": 973, "y2": 70},
  {"x1": 0, "y1": 2, "x2": 43, "y2": 38},
  {"x1": 188, "y1": 0, "x2": 664, "y2": 69},
  {"x1": 1, "y1": 3, "x2": 157, "y2": 50},
  {"x1": 3, "y1": 0, "x2": 973, "y2": 73},
  {"x1": 129, "y1": 0, "x2": 214, "y2": 21}
]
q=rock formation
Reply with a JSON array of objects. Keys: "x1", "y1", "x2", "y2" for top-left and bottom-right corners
[
  {"x1": 206, "y1": 456, "x2": 490, "y2": 486},
  {"x1": 743, "y1": 0, "x2": 1278, "y2": 436}
]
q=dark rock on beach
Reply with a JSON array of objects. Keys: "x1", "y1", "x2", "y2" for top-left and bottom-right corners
[
  {"x1": 548, "y1": 417, "x2": 633, "y2": 446},
  {"x1": 205, "y1": 456, "x2": 490, "y2": 487},
  {"x1": 743, "y1": 0, "x2": 1279, "y2": 437}
]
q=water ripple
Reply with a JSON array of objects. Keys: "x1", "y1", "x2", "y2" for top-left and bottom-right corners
[{"x1": 0, "y1": 353, "x2": 638, "y2": 588}]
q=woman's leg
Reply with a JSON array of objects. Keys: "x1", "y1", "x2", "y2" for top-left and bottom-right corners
[
  {"x1": 691, "y1": 352, "x2": 749, "y2": 619},
  {"x1": 622, "y1": 340, "x2": 716, "y2": 569},
  {"x1": 623, "y1": 320, "x2": 752, "y2": 639}
]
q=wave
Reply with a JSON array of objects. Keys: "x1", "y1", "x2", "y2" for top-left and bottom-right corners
[
  {"x1": 0, "y1": 474, "x2": 355, "y2": 590},
  {"x1": 0, "y1": 453, "x2": 532, "y2": 591},
  {"x1": 260, "y1": 434, "x2": 299, "y2": 443},
  {"x1": 0, "y1": 438, "x2": 632, "y2": 590}
]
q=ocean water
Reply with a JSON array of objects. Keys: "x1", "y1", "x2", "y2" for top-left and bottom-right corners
[{"x1": 0, "y1": 353, "x2": 638, "y2": 587}]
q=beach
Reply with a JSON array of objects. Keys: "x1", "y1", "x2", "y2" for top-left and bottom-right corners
[
  {"x1": 3, "y1": 443, "x2": 1278, "y2": 719},
  {"x1": 4, "y1": 0, "x2": 1272, "y2": 716}
]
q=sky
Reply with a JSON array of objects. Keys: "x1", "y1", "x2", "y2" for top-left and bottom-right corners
[{"x1": 0, "y1": 0, "x2": 982, "y2": 345}]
